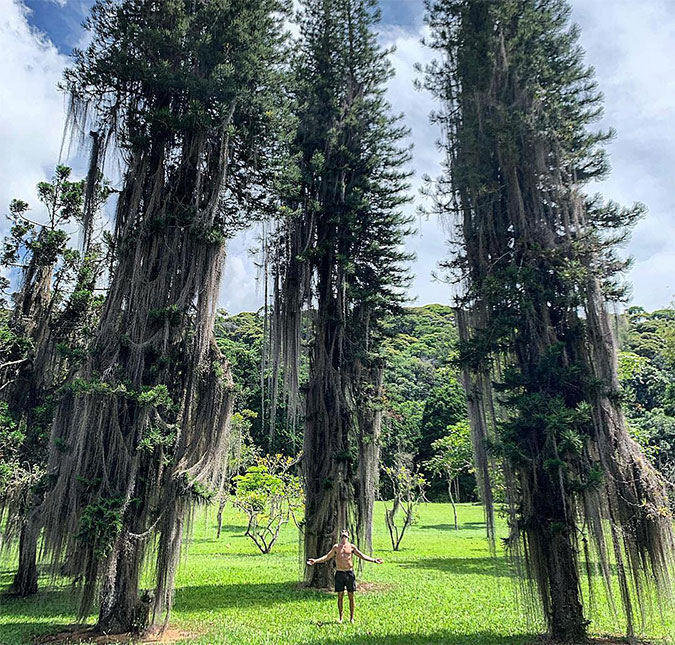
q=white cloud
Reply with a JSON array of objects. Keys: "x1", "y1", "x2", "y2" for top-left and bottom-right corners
[
  {"x1": 0, "y1": 0, "x2": 69, "y2": 223},
  {"x1": 219, "y1": 227, "x2": 266, "y2": 315},
  {"x1": 629, "y1": 251, "x2": 675, "y2": 309},
  {"x1": 568, "y1": 0, "x2": 675, "y2": 310}
]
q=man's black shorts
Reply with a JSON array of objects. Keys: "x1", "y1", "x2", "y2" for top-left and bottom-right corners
[{"x1": 334, "y1": 569, "x2": 356, "y2": 593}]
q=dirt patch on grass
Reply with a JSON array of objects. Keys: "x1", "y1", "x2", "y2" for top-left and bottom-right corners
[
  {"x1": 33, "y1": 626, "x2": 197, "y2": 644},
  {"x1": 295, "y1": 581, "x2": 393, "y2": 594},
  {"x1": 354, "y1": 581, "x2": 392, "y2": 593}
]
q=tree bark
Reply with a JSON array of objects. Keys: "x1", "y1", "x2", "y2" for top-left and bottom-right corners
[
  {"x1": 355, "y1": 365, "x2": 383, "y2": 557},
  {"x1": 97, "y1": 532, "x2": 149, "y2": 634},
  {"x1": 11, "y1": 511, "x2": 40, "y2": 597},
  {"x1": 544, "y1": 530, "x2": 587, "y2": 641},
  {"x1": 527, "y1": 468, "x2": 587, "y2": 642},
  {"x1": 303, "y1": 315, "x2": 349, "y2": 589}
]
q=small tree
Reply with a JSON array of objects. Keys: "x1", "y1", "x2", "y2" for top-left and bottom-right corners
[
  {"x1": 233, "y1": 455, "x2": 303, "y2": 554},
  {"x1": 426, "y1": 420, "x2": 473, "y2": 530},
  {"x1": 383, "y1": 455, "x2": 427, "y2": 551},
  {"x1": 215, "y1": 409, "x2": 259, "y2": 539}
]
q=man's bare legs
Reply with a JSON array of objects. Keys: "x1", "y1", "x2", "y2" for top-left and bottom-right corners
[
  {"x1": 336, "y1": 591, "x2": 354, "y2": 624},
  {"x1": 337, "y1": 591, "x2": 344, "y2": 623}
]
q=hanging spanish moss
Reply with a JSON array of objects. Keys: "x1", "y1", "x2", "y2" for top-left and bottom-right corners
[
  {"x1": 0, "y1": 163, "x2": 110, "y2": 597},
  {"x1": 269, "y1": 0, "x2": 412, "y2": 588},
  {"x1": 38, "y1": 0, "x2": 287, "y2": 633},
  {"x1": 425, "y1": 0, "x2": 673, "y2": 641}
]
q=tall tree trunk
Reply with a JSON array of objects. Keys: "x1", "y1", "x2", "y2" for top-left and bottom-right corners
[
  {"x1": 35, "y1": 1, "x2": 280, "y2": 632},
  {"x1": 426, "y1": 2, "x2": 675, "y2": 641},
  {"x1": 355, "y1": 365, "x2": 383, "y2": 556},
  {"x1": 545, "y1": 530, "x2": 586, "y2": 641},
  {"x1": 271, "y1": 0, "x2": 412, "y2": 593},
  {"x1": 303, "y1": 317, "x2": 349, "y2": 589},
  {"x1": 526, "y1": 467, "x2": 586, "y2": 641},
  {"x1": 216, "y1": 500, "x2": 226, "y2": 540},
  {"x1": 11, "y1": 510, "x2": 40, "y2": 597}
]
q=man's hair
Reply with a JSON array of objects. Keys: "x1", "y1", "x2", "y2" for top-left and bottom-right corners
[{"x1": 340, "y1": 529, "x2": 349, "y2": 536}]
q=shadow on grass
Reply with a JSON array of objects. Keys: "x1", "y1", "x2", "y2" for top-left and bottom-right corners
[
  {"x1": 0, "y1": 588, "x2": 81, "y2": 645},
  {"x1": 418, "y1": 522, "x2": 485, "y2": 531},
  {"x1": 0, "y1": 621, "x2": 75, "y2": 645},
  {"x1": 302, "y1": 630, "x2": 532, "y2": 644},
  {"x1": 399, "y1": 556, "x2": 622, "y2": 582},
  {"x1": 0, "y1": 586, "x2": 79, "y2": 606},
  {"x1": 174, "y1": 581, "x2": 333, "y2": 612},
  {"x1": 0, "y1": 582, "x2": 322, "y2": 643},
  {"x1": 398, "y1": 556, "x2": 514, "y2": 577}
]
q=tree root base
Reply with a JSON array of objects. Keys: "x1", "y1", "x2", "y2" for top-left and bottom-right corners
[
  {"x1": 33, "y1": 625, "x2": 196, "y2": 644},
  {"x1": 532, "y1": 635, "x2": 658, "y2": 644}
]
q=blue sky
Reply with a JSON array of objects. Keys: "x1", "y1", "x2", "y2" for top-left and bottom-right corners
[
  {"x1": 23, "y1": 0, "x2": 92, "y2": 52},
  {"x1": 2, "y1": 0, "x2": 674, "y2": 313},
  {"x1": 22, "y1": 0, "x2": 424, "y2": 53}
]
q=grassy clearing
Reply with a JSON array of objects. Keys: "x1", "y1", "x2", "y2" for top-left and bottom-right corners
[{"x1": 1, "y1": 503, "x2": 673, "y2": 644}]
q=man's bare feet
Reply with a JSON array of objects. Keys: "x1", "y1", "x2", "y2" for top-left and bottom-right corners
[
  {"x1": 350, "y1": 618, "x2": 355, "y2": 624},
  {"x1": 338, "y1": 618, "x2": 343, "y2": 624}
]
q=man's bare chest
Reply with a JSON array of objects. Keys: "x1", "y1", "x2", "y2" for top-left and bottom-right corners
[{"x1": 336, "y1": 544, "x2": 354, "y2": 563}]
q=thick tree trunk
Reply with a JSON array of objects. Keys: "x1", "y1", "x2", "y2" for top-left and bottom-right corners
[
  {"x1": 528, "y1": 470, "x2": 587, "y2": 642},
  {"x1": 303, "y1": 316, "x2": 349, "y2": 589},
  {"x1": 545, "y1": 530, "x2": 587, "y2": 641},
  {"x1": 11, "y1": 512, "x2": 40, "y2": 597},
  {"x1": 97, "y1": 532, "x2": 149, "y2": 634},
  {"x1": 303, "y1": 397, "x2": 346, "y2": 587},
  {"x1": 355, "y1": 365, "x2": 383, "y2": 557}
]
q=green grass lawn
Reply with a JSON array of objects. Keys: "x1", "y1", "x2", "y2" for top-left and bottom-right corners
[{"x1": 1, "y1": 502, "x2": 673, "y2": 644}]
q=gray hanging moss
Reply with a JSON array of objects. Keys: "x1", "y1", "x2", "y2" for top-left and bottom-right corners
[
  {"x1": 424, "y1": 0, "x2": 673, "y2": 641},
  {"x1": 0, "y1": 165, "x2": 110, "y2": 598}
]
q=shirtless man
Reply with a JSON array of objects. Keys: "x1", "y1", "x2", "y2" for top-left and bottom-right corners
[{"x1": 307, "y1": 529, "x2": 383, "y2": 624}]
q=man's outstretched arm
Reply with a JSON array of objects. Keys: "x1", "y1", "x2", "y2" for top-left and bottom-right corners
[
  {"x1": 307, "y1": 545, "x2": 336, "y2": 566},
  {"x1": 353, "y1": 546, "x2": 383, "y2": 564}
]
